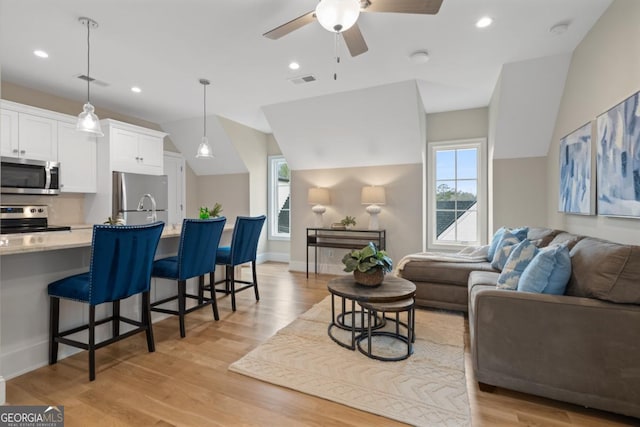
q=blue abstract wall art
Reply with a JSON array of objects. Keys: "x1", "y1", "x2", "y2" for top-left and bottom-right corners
[
  {"x1": 559, "y1": 122, "x2": 593, "y2": 214},
  {"x1": 597, "y1": 90, "x2": 640, "y2": 218}
]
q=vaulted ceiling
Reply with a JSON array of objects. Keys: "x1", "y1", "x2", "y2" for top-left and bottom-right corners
[{"x1": 0, "y1": 0, "x2": 612, "y2": 174}]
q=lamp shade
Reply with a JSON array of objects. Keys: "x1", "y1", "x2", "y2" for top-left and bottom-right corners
[
  {"x1": 361, "y1": 186, "x2": 386, "y2": 205},
  {"x1": 315, "y1": 0, "x2": 361, "y2": 33},
  {"x1": 308, "y1": 188, "x2": 330, "y2": 205}
]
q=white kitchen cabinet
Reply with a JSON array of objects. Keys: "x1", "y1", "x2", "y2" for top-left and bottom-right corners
[
  {"x1": 57, "y1": 121, "x2": 97, "y2": 193},
  {"x1": 0, "y1": 104, "x2": 58, "y2": 161},
  {"x1": 103, "y1": 119, "x2": 166, "y2": 175},
  {"x1": 0, "y1": 109, "x2": 19, "y2": 157},
  {"x1": 163, "y1": 151, "x2": 186, "y2": 226}
]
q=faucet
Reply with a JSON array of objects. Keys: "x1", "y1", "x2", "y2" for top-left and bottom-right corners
[{"x1": 137, "y1": 194, "x2": 157, "y2": 223}]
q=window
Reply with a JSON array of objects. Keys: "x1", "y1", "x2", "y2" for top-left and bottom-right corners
[
  {"x1": 428, "y1": 138, "x2": 486, "y2": 249},
  {"x1": 268, "y1": 156, "x2": 290, "y2": 240}
]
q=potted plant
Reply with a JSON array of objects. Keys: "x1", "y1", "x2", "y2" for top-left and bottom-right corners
[
  {"x1": 341, "y1": 242, "x2": 393, "y2": 287},
  {"x1": 340, "y1": 215, "x2": 357, "y2": 230},
  {"x1": 199, "y1": 203, "x2": 223, "y2": 219}
]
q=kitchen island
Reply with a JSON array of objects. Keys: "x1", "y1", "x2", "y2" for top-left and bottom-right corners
[{"x1": 0, "y1": 224, "x2": 233, "y2": 404}]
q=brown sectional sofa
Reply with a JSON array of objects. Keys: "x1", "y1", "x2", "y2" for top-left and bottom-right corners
[{"x1": 398, "y1": 227, "x2": 640, "y2": 419}]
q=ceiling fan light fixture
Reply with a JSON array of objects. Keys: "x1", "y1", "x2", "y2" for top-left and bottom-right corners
[{"x1": 315, "y1": 0, "x2": 361, "y2": 33}]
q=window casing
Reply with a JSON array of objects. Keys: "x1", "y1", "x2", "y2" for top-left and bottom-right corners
[
  {"x1": 427, "y1": 138, "x2": 487, "y2": 249},
  {"x1": 268, "y1": 156, "x2": 290, "y2": 241}
]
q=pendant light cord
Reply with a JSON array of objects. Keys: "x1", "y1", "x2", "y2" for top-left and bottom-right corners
[
  {"x1": 86, "y1": 19, "x2": 91, "y2": 103},
  {"x1": 334, "y1": 32, "x2": 340, "y2": 81},
  {"x1": 203, "y1": 83, "x2": 207, "y2": 137}
]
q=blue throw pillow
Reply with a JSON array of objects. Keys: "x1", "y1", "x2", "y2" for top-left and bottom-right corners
[
  {"x1": 517, "y1": 244, "x2": 571, "y2": 294},
  {"x1": 491, "y1": 231, "x2": 521, "y2": 271},
  {"x1": 487, "y1": 226, "x2": 529, "y2": 260},
  {"x1": 497, "y1": 239, "x2": 538, "y2": 290}
]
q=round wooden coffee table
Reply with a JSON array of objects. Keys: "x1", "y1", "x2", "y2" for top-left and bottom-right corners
[{"x1": 327, "y1": 275, "x2": 416, "y2": 351}]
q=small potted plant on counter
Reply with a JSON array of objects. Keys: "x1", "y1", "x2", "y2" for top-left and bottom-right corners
[
  {"x1": 199, "y1": 202, "x2": 223, "y2": 219},
  {"x1": 341, "y1": 242, "x2": 393, "y2": 287},
  {"x1": 340, "y1": 215, "x2": 357, "y2": 230}
]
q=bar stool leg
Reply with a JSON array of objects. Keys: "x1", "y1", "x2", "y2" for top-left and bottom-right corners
[
  {"x1": 230, "y1": 267, "x2": 237, "y2": 312},
  {"x1": 209, "y1": 272, "x2": 220, "y2": 321},
  {"x1": 252, "y1": 261, "x2": 260, "y2": 301},
  {"x1": 89, "y1": 305, "x2": 96, "y2": 381},
  {"x1": 142, "y1": 291, "x2": 155, "y2": 353},
  {"x1": 49, "y1": 296, "x2": 60, "y2": 365},
  {"x1": 198, "y1": 275, "x2": 205, "y2": 305},
  {"x1": 112, "y1": 300, "x2": 120, "y2": 338},
  {"x1": 178, "y1": 280, "x2": 187, "y2": 338}
]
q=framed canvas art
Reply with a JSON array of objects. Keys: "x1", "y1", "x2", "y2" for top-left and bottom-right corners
[
  {"x1": 596, "y1": 90, "x2": 640, "y2": 218},
  {"x1": 559, "y1": 122, "x2": 593, "y2": 214}
]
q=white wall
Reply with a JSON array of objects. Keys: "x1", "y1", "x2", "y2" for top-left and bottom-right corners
[
  {"x1": 289, "y1": 164, "x2": 423, "y2": 274},
  {"x1": 547, "y1": 0, "x2": 640, "y2": 244}
]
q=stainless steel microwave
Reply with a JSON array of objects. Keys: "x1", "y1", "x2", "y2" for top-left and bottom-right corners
[{"x1": 1, "y1": 157, "x2": 61, "y2": 195}]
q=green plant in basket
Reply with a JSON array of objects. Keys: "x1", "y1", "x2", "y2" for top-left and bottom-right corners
[{"x1": 342, "y1": 242, "x2": 393, "y2": 274}]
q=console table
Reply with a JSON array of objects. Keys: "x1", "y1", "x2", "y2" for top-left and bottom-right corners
[{"x1": 306, "y1": 228, "x2": 386, "y2": 277}]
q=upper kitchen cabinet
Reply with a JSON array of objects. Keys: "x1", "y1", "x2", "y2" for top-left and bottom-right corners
[
  {"x1": 0, "y1": 101, "x2": 59, "y2": 161},
  {"x1": 101, "y1": 119, "x2": 166, "y2": 175},
  {"x1": 57, "y1": 121, "x2": 97, "y2": 193}
]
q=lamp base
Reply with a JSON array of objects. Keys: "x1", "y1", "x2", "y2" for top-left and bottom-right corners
[
  {"x1": 312, "y1": 205, "x2": 326, "y2": 228},
  {"x1": 366, "y1": 204, "x2": 382, "y2": 230}
]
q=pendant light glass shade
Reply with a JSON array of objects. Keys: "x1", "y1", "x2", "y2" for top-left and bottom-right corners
[
  {"x1": 315, "y1": 0, "x2": 361, "y2": 33},
  {"x1": 196, "y1": 78, "x2": 214, "y2": 159},
  {"x1": 76, "y1": 17, "x2": 104, "y2": 137},
  {"x1": 77, "y1": 102, "x2": 103, "y2": 136},
  {"x1": 196, "y1": 136, "x2": 213, "y2": 158}
]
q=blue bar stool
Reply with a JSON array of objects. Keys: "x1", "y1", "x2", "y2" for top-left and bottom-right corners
[
  {"x1": 151, "y1": 217, "x2": 226, "y2": 337},
  {"x1": 214, "y1": 215, "x2": 266, "y2": 311},
  {"x1": 48, "y1": 222, "x2": 165, "y2": 381}
]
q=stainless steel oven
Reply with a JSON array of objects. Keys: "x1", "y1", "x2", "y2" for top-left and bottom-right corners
[{"x1": 1, "y1": 156, "x2": 61, "y2": 195}]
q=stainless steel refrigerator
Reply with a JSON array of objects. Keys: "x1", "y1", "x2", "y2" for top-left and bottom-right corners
[{"x1": 112, "y1": 172, "x2": 168, "y2": 225}]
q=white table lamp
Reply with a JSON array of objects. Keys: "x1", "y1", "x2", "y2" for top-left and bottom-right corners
[
  {"x1": 361, "y1": 186, "x2": 386, "y2": 230},
  {"x1": 308, "y1": 187, "x2": 330, "y2": 227}
]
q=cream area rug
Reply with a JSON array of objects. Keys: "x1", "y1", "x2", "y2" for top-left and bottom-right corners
[{"x1": 229, "y1": 296, "x2": 470, "y2": 426}]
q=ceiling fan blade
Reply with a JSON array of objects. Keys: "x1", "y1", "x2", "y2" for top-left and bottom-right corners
[
  {"x1": 263, "y1": 10, "x2": 316, "y2": 39},
  {"x1": 362, "y1": 0, "x2": 443, "y2": 15},
  {"x1": 342, "y1": 24, "x2": 368, "y2": 57}
]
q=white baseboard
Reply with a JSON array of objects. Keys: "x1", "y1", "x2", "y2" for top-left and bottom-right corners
[
  {"x1": 256, "y1": 252, "x2": 289, "y2": 264},
  {"x1": 289, "y1": 261, "x2": 345, "y2": 275}
]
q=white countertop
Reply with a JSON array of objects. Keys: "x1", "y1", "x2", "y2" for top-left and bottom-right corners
[{"x1": 0, "y1": 224, "x2": 188, "y2": 256}]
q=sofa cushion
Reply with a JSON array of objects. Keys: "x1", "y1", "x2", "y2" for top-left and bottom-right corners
[
  {"x1": 518, "y1": 244, "x2": 571, "y2": 294},
  {"x1": 527, "y1": 227, "x2": 562, "y2": 248},
  {"x1": 488, "y1": 227, "x2": 529, "y2": 260},
  {"x1": 491, "y1": 231, "x2": 522, "y2": 270},
  {"x1": 468, "y1": 271, "x2": 499, "y2": 316},
  {"x1": 548, "y1": 232, "x2": 584, "y2": 250},
  {"x1": 400, "y1": 260, "x2": 496, "y2": 287},
  {"x1": 566, "y1": 237, "x2": 640, "y2": 304},
  {"x1": 497, "y1": 239, "x2": 539, "y2": 290}
]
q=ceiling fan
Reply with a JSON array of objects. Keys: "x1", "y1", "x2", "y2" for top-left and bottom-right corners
[{"x1": 263, "y1": 0, "x2": 444, "y2": 57}]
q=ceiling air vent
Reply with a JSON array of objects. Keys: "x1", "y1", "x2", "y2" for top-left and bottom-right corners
[
  {"x1": 289, "y1": 75, "x2": 317, "y2": 85},
  {"x1": 75, "y1": 74, "x2": 110, "y2": 87}
]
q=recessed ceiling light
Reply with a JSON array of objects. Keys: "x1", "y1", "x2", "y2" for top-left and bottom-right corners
[
  {"x1": 476, "y1": 16, "x2": 493, "y2": 29},
  {"x1": 289, "y1": 61, "x2": 300, "y2": 70},
  {"x1": 33, "y1": 50, "x2": 49, "y2": 58},
  {"x1": 131, "y1": 86, "x2": 142, "y2": 93},
  {"x1": 409, "y1": 50, "x2": 430, "y2": 64}
]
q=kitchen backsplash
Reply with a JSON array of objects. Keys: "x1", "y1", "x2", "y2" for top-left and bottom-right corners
[{"x1": 1, "y1": 193, "x2": 85, "y2": 225}]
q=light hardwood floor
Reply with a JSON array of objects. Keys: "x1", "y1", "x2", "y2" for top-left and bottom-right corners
[{"x1": 6, "y1": 262, "x2": 637, "y2": 426}]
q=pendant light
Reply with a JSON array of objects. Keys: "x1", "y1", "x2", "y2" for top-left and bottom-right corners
[
  {"x1": 76, "y1": 17, "x2": 104, "y2": 137},
  {"x1": 196, "y1": 78, "x2": 214, "y2": 158}
]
